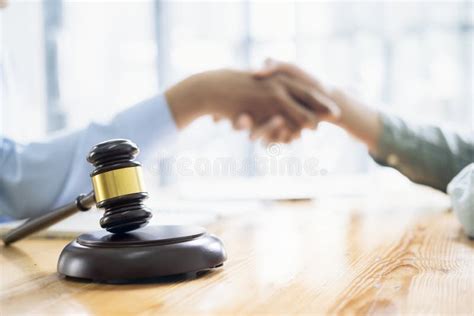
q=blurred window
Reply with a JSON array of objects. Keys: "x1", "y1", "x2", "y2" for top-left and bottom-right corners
[{"x1": 1, "y1": 0, "x2": 472, "y2": 180}]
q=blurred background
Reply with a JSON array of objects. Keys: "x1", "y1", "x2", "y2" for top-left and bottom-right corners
[{"x1": 1, "y1": 0, "x2": 473, "y2": 200}]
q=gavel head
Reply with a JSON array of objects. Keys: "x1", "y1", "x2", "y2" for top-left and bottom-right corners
[{"x1": 87, "y1": 139, "x2": 152, "y2": 234}]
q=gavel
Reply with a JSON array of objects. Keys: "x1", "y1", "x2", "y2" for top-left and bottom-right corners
[
  {"x1": 3, "y1": 139, "x2": 153, "y2": 245},
  {"x1": 2, "y1": 138, "x2": 226, "y2": 282}
]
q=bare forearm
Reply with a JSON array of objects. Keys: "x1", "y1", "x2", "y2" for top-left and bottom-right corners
[
  {"x1": 330, "y1": 89, "x2": 382, "y2": 152},
  {"x1": 165, "y1": 73, "x2": 210, "y2": 130}
]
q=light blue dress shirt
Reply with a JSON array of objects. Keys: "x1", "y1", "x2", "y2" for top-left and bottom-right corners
[{"x1": 0, "y1": 94, "x2": 177, "y2": 219}]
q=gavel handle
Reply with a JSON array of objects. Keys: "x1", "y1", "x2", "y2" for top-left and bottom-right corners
[{"x1": 2, "y1": 191, "x2": 96, "y2": 246}]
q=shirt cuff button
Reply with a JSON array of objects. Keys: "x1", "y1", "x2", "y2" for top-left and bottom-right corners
[{"x1": 387, "y1": 154, "x2": 400, "y2": 166}]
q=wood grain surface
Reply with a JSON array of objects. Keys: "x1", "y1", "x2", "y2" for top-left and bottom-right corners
[{"x1": 1, "y1": 183, "x2": 473, "y2": 315}]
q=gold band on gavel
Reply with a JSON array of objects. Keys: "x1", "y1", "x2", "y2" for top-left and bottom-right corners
[{"x1": 91, "y1": 166, "x2": 146, "y2": 203}]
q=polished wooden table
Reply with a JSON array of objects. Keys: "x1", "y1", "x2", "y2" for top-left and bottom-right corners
[{"x1": 1, "y1": 183, "x2": 473, "y2": 315}]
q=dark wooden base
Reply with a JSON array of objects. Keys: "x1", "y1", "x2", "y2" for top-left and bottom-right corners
[{"x1": 57, "y1": 225, "x2": 226, "y2": 283}]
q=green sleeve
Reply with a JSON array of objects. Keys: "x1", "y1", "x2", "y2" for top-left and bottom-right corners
[{"x1": 370, "y1": 113, "x2": 474, "y2": 192}]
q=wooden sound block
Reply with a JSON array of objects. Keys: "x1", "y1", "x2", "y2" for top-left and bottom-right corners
[{"x1": 57, "y1": 225, "x2": 226, "y2": 283}]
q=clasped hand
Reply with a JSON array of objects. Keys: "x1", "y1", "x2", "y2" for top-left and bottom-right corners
[{"x1": 165, "y1": 59, "x2": 341, "y2": 144}]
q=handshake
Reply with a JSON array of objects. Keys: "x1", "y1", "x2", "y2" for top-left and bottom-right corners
[{"x1": 165, "y1": 59, "x2": 343, "y2": 144}]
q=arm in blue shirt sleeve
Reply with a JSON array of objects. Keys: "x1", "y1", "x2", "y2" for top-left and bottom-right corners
[{"x1": 0, "y1": 94, "x2": 177, "y2": 219}]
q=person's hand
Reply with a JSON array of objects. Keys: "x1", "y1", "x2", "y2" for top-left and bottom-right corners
[
  {"x1": 246, "y1": 58, "x2": 382, "y2": 150},
  {"x1": 231, "y1": 113, "x2": 299, "y2": 144},
  {"x1": 254, "y1": 59, "x2": 341, "y2": 122},
  {"x1": 233, "y1": 59, "x2": 342, "y2": 143},
  {"x1": 165, "y1": 69, "x2": 318, "y2": 133}
]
